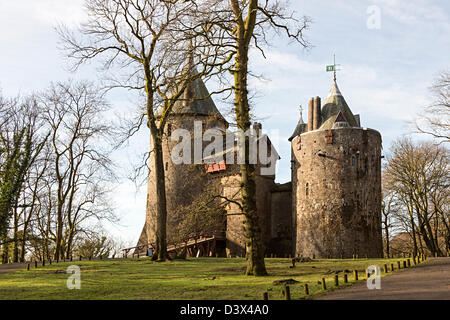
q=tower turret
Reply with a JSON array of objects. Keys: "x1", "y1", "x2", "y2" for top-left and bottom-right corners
[{"x1": 291, "y1": 80, "x2": 383, "y2": 259}]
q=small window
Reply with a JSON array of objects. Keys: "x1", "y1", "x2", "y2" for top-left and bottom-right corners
[{"x1": 306, "y1": 183, "x2": 309, "y2": 197}]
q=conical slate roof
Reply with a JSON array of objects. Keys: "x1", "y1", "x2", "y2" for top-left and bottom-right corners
[
  {"x1": 288, "y1": 109, "x2": 307, "y2": 141},
  {"x1": 156, "y1": 61, "x2": 226, "y2": 123},
  {"x1": 319, "y1": 80, "x2": 358, "y2": 130}
]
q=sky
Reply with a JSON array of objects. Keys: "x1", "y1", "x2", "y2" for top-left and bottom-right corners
[{"x1": 0, "y1": 0, "x2": 448, "y2": 246}]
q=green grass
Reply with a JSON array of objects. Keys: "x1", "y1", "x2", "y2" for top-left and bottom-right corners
[{"x1": 0, "y1": 257, "x2": 418, "y2": 300}]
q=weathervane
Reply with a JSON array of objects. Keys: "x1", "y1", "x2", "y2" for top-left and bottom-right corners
[{"x1": 326, "y1": 54, "x2": 341, "y2": 81}]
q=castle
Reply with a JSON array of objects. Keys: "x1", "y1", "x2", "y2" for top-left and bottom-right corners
[{"x1": 137, "y1": 65, "x2": 383, "y2": 259}]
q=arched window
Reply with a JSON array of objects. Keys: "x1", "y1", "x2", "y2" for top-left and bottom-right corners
[{"x1": 306, "y1": 183, "x2": 309, "y2": 197}]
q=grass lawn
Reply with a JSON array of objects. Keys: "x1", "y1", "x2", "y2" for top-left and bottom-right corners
[{"x1": 0, "y1": 257, "x2": 418, "y2": 300}]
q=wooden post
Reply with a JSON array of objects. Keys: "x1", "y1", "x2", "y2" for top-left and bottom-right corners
[
  {"x1": 285, "y1": 286, "x2": 291, "y2": 300},
  {"x1": 304, "y1": 284, "x2": 309, "y2": 295},
  {"x1": 384, "y1": 264, "x2": 388, "y2": 273},
  {"x1": 354, "y1": 270, "x2": 358, "y2": 281},
  {"x1": 344, "y1": 273, "x2": 348, "y2": 283},
  {"x1": 262, "y1": 292, "x2": 268, "y2": 300},
  {"x1": 334, "y1": 274, "x2": 339, "y2": 286},
  {"x1": 321, "y1": 278, "x2": 327, "y2": 290}
]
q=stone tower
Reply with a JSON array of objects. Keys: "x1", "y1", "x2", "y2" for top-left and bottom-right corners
[
  {"x1": 142, "y1": 64, "x2": 229, "y2": 247},
  {"x1": 290, "y1": 80, "x2": 383, "y2": 258}
]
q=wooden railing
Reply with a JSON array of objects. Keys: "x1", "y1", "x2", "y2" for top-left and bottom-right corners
[{"x1": 121, "y1": 230, "x2": 226, "y2": 258}]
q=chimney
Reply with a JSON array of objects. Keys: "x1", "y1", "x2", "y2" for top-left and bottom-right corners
[
  {"x1": 313, "y1": 96, "x2": 321, "y2": 130},
  {"x1": 307, "y1": 98, "x2": 314, "y2": 132}
]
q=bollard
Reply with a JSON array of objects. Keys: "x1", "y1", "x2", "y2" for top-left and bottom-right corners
[
  {"x1": 354, "y1": 270, "x2": 358, "y2": 281},
  {"x1": 334, "y1": 274, "x2": 339, "y2": 286},
  {"x1": 285, "y1": 286, "x2": 291, "y2": 300},
  {"x1": 262, "y1": 292, "x2": 268, "y2": 300},
  {"x1": 403, "y1": 261, "x2": 407, "y2": 268},
  {"x1": 384, "y1": 264, "x2": 388, "y2": 273},
  {"x1": 304, "y1": 284, "x2": 309, "y2": 295},
  {"x1": 344, "y1": 274, "x2": 348, "y2": 283},
  {"x1": 391, "y1": 263, "x2": 394, "y2": 271},
  {"x1": 321, "y1": 278, "x2": 327, "y2": 290}
]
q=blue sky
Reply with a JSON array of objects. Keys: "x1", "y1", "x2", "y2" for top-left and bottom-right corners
[{"x1": 0, "y1": 0, "x2": 448, "y2": 245}]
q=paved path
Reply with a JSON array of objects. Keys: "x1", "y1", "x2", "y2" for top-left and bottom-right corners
[
  {"x1": 0, "y1": 262, "x2": 30, "y2": 274},
  {"x1": 317, "y1": 258, "x2": 450, "y2": 300}
]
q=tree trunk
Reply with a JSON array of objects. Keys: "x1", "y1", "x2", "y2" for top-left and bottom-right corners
[
  {"x1": 152, "y1": 135, "x2": 169, "y2": 261},
  {"x1": 233, "y1": 27, "x2": 267, "y2": 275}
]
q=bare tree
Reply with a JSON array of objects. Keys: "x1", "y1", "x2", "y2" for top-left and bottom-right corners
[
  {"x1": 39, "y1": 81, "x2": 117, "y2": 261},
  {"x1": 58, "y1": 0, "x2": 231, "y2": 261},
  {"x1": 416, "y1": 70, "x2": 450, "y2": 143},
  {"x1": 385, "y1": 138, "x2": 449, "y2": 257},
  {"x1": 194, "y1": 0, "x2": 310, "y2": 275}
]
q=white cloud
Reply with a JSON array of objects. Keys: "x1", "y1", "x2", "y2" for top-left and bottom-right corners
[{"x1": 371, "y1": 0, "x2": 450, "y2": 31}]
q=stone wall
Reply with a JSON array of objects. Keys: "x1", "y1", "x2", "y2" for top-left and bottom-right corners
[
  {"x1": 267, "y1": 182, "x2": 292, "y2": 257},
  {"x1": 292, "y1": 127, "x2": 383, "y2": 258}
]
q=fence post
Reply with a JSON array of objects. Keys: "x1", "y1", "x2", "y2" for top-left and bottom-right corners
[
  {"x1": 285, "y1": 286, "x2": 291, "y2": 300},
  {"x1": 321, "y1": 278, "x2": 327, "y2": 290}
]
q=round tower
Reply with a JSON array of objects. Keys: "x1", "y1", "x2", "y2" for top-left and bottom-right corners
[
  {"x1": 145, "y1": 66, "x2": 228, "y2": 246},
  {"x1": 290, "y1": 80, "x2": 383, "y2": 258}
]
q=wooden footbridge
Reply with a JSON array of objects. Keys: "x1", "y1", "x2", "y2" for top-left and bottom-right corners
[{"x1": 122, "y1": 230, "x2": 226, "y2": 258}]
